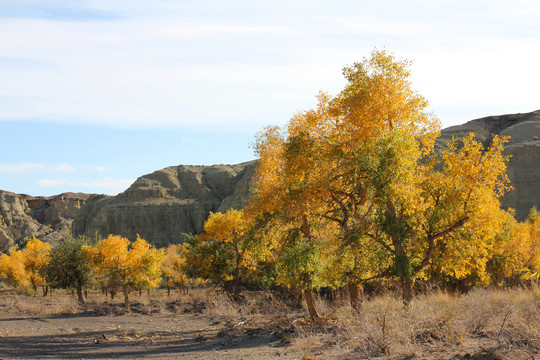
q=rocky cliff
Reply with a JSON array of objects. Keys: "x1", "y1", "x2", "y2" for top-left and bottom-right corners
[
  {"x1": 2, "y1": 111, "x2": 538, "y2": 250},
  {"x1": 0, "y1": 192, "x2": 91, "y2": 253},
  {"x1": 73, "y1": 161, "x2": 257, "y2": 247},
  {"x1": 436, "y1": 110, "x2": 540, "y2": 219},
  {"x1": 73, "y1": 112, "x2": 539, "y2": 245}
]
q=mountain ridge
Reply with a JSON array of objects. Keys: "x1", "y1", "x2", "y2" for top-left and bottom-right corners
[{"x1": 1, "y1": 111, "x2": 538, "y2": 251}]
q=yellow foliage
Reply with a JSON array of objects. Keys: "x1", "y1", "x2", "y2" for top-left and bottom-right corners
[
  {"x1": 85, "y1": 234, "x2": 164, "y2": 293},
  {"x1": 161, "y1": 244, "x2": 188, "y2": 290},
  {"x1": 22, "y1": 237, "x2": 51, "y2": 289},
  {"x1": 0, "y1": 238, "x2": 51, "y2": 291},
  {"x1": 249, "y1": 49, "x2": 514, "y2": 302},
  {"x1": 203, "y1": 209, "x2": 248, "y2": 244},
  {"x1": 0, "y1": 248, "x2": 30, "y2": 287}
]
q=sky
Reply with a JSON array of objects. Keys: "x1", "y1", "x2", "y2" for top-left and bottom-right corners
[{"x1": 1, "y1": 0, "x2": 539, "y2": 196}]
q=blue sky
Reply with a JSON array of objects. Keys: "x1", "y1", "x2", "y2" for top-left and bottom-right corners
[{"x1": 1, "y1": 0, "x2": 539, "y2": 196}]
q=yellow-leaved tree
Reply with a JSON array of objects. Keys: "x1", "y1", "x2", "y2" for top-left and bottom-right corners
[
  {"x1": 22, "y1": 237, "x2": 51, "y2": 295},
  {"x1": 0, "y1": 238, "x2": 51, "y2": 295},
  {"x1": 86, "y1": 235, "x2": 164, "y2": 310},
  {"x1": 161, "y1": 244, "x2": 189, "y2": 295},
  {"x1": 251, "y1": 49, "x2": 512, "y2": 307},
  {"x1": 0, "y1": 247, "x2": 30, "y2": 289},
  {"x1": 201, "y1": 209, "x2": 254, "y2": 299}
]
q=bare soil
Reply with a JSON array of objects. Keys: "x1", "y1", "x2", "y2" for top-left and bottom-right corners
[
  {"x1": 0, "y1": 313, "x2": 301, "y2": 359},
  {"x1": 1, "y1": 288, "x2": 539, "y2": 360},
  {"x1": 0, "y1": 292, "x2": 301, "y2": 360}
]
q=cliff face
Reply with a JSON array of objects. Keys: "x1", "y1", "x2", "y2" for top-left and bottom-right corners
[
  {"x1": 73, "y1": 161, "x2": 257, "y2": 247},
  {"x1": 0, "y1": 192, "x2": 91, "y2": 253},
  {"x1": 437, "y1": 110, "x2": 540, "y2": 219},
  {"x1": 2, "y1": 111, "x2": 538, "y2": 250},
  {"x1": 72, "y1": 111, "x2": 540, "y2": 246}
]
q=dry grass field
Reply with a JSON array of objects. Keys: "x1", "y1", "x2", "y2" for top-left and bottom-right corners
[{"x1": 0, "y1": 286, "x2": 539, "y2": 359}]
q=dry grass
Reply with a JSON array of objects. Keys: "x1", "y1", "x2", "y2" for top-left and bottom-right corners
[
  {"x1": 292, "y1": 286, "x2": 540, "y2": 359},
  {"x1": 0, "y1": 291, "x2": 81, "y2": 316},
  {"x1": 1, "y1": 286, "x2": 538, "y2": 359}
]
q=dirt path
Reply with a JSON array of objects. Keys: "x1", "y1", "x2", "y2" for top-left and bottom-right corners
[{"x1": 0, "y1": 313, "x2": 301, "y2": 359}]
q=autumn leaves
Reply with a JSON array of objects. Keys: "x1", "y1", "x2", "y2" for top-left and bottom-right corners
[
  {"x1": 85, "y1": 235, "x2": 164, "y2": 310},
  {"x1": 246, "y1": 50, "x2": 538, "y2": 315},
  {"x1": 1, "y1": 50, "x2": 538, "y2": 318},
  {"x1": 0, "y1": 237, "x2": 50, "y2": 295},
  {"x1": 0, "y1": 235, "x2": 177, "y2": 311}
]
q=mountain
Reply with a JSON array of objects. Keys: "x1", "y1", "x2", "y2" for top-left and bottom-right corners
[
  {"x1": 436, "y1": 110, "x2": 540, "y2": 219},
  {"x1": 72, "y1": 161, "x2": 257, "y2": 247},
  {"x1": 0, "y1": 192, "x2": 91, "y2": 253},
  {"x1": 1, "y1": 111, "x2": 538, "y2": 251}
]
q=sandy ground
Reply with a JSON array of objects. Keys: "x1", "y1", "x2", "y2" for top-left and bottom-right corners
[
  {"x1": 1, "y1": 290, "x2": 538, "y2": 360},
  {"x1": 0, "y1": 312, "x2": 302, "y2": 360},
  {"x1": 0, "y1": 290, "x2": 304, "y2": 360}
]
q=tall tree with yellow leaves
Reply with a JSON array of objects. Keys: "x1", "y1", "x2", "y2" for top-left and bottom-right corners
[
  {"x1": 251, "y1": 49, "x2": 511, "y2": 307},
  {"x1": 22, "y1": 237, "x2": 51, "y2": 295},
  {"x1": 201, "y1": 209, "x2": 254, "y2": 299},
  {"x1": 251, "y1": 125, "x2": 332, "y2": 318}
]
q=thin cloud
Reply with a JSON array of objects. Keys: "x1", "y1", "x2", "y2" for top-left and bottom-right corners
[
  {"x1": 86, "y1": 165, "x2": 109, "y2": 172},
  {"x1": 0, "y1": 163, "x2": 75, "y2": 174},
  {"x1": 36, "y1": 178, "x2": 134, "y2": 192},
  {"x1": 0, "y1": 1, "x2": 122, "y2": 21},
  {"x1": 36, "y1": 179, "x2": 66, "y2": 187},
  {"x1": 0, "y1": 0, "x2": 539, "y2": 131}
]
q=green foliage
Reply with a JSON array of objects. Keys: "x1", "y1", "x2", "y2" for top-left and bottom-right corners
[
  {"x1": 276, "y1": 232, "x2": 321, "y2": 290},
  {"x1": 182, "y1": 235, "x2": 234, "y2": 286},
  {"x1": 45, "y1": 235, "x2": 95, "y2": 302}
]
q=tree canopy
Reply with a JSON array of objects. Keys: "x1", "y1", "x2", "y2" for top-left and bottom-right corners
[{"x1": 250, "y1": 49, "x2": 512, "y2": 307}]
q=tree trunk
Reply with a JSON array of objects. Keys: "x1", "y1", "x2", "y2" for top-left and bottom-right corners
[
  {"x1": 233, "y1": 243, "x2": 242, "y2": 301},
  {"x1": 348, "y1": 282, "x2": 363, "y2": 311},
  {"x1": 123, "y1": 286, "x2": 130, "y2": 311},
  {"x1": 303, "y1": 288, "x2": 319, "y2": 319},
  {"x1": 233, "y1": 265, "x2": 241, "y2": 300},
  {"x1": 167, "y1": 286, "x2": 171, "y2": 296},
  {"x1": 42, "y1": 285, "x2": 48, "y2": 297},
  {"x1": 401, "y1": 277, "x2": 413, "y2": 307},
  {"x1": 76, "y1": 286, "x2": 87, "y2": 303}
]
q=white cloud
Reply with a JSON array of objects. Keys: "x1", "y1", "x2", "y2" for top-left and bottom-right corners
[
  {"x1": 36, "y1": 178, "x2": 134, "y2": 192},
  {"x1": 0, "y1": 0, "x2": 539, "y2": 131},
  {"x1": 36, "y1": 179, "x2": 67, "y2": 187},
  {"x1": 0, "y1": 163, "x2": 74, "y2": 174},
  {"x1": 86, "y1": 165, "x2": 108, "y2": 172}
]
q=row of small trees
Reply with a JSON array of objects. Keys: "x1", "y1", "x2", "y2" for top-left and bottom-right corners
[
  {"x1": 0, "y1": 235, "x2": 189, "y2": 311},
  {"x1": 1, "y1": 203, "x2": 538, "y2": 314}
]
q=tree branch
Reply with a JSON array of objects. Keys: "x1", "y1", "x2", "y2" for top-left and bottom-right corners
[{"x1": 414, "y1": 217, "x2": 468, "y2": 272}]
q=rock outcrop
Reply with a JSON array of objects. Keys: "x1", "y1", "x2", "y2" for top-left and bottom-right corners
[
  {"x1": 73, "y1": 161, "x2": 257, "y2": 247},
  {"x1": 72, "y1": 111, "x2": 540, "y2": 246},
  {"x1": 437, "y1": 110, "x2": 540, "y2": 219},
  {"x1": 2, "y1": 111, "x2": 538, "y2": 250},
  {"x1": 0, "y1": 192, "x2": 91, "y2": 253}
]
